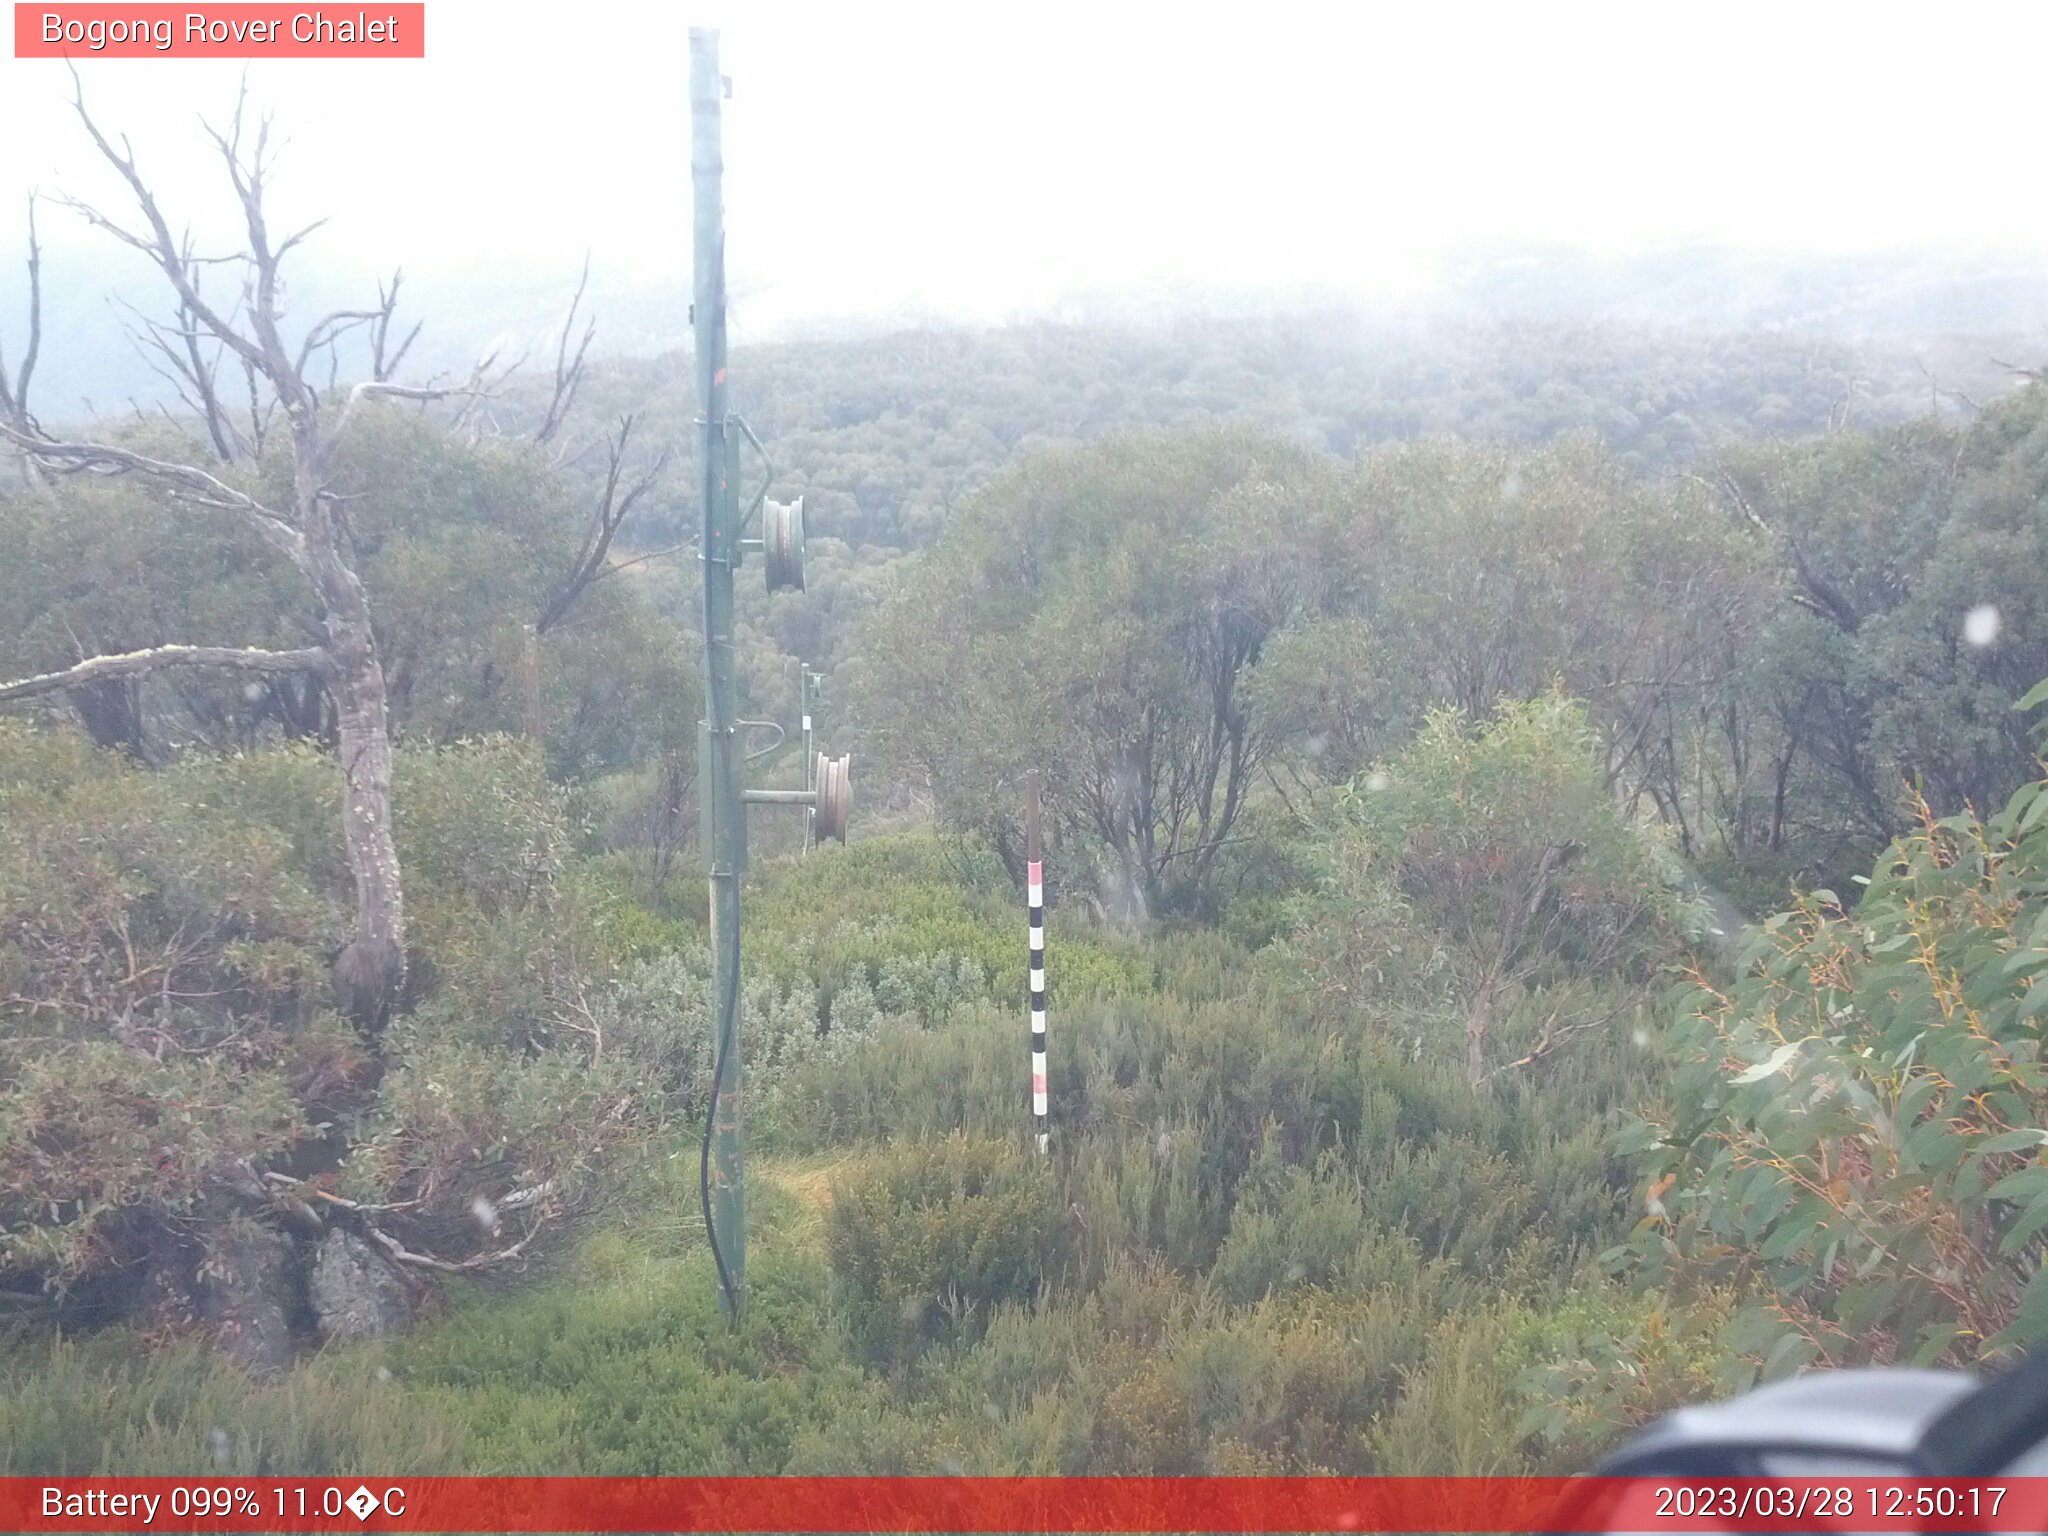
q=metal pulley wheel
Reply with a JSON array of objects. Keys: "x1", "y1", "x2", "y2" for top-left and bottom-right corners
[
  {"x1": 813, "y1": 751, "x2": 850, "y2": 843},
  {"x1": 764, "y1": 496, "x2": 806, "y2": 593}
]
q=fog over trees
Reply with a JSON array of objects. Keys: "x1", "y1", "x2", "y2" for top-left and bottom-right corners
[{"x1": 8, "y1": 22, "x2": 2048, "y2": 1477}]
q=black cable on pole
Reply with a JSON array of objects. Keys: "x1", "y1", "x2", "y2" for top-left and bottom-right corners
[{"x1": 699, "y1": 916, "x2": 741, "y2": 1314}]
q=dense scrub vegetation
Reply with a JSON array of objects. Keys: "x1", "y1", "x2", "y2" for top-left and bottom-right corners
[
  {"x1": 10, "y1": 222, "x2": 2048, "y2": 1470},
  {"x1": 550, "y1": 312, "x2": 2021, "y2": 764},
  {"x1": 866, "y1": 382, "x2": 2048, "y2": 907},
  {"x1": 3, "y1": 821, "x2": 1698, "y2": 1475},
  {"x1": 1629, "y1": 715, "x2": 2048, "y2": 1373}
]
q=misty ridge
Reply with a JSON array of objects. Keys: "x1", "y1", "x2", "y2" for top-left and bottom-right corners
[{"x1": 10, "y1": 229, "x2": 2048, "y2": 438}]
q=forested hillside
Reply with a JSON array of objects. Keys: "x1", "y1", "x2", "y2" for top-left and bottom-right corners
[
  {"x1": 10, "y1": 91, "x2": 2048, "y2": 1479},
  {"x1": 593, "y1": 311, "x2": 2003, "y2": 555}
]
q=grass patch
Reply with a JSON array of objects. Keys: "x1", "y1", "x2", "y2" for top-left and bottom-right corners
[{"x1": 757, "y1": 1151, "x2": 870, "y2": 1256}]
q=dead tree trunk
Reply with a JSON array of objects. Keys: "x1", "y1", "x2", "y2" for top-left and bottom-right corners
[
  {"x1": 0, "y1": 194, "x2": 50, "y2": 493},
  {"x1": 321, "y1": 547, "x2": 406, "y2": 1027},
  {"x1": 0, "y1": 81, "x2": 456, "y2": 1031}
]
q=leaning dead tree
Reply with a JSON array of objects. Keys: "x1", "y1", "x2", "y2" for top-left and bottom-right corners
[{"x1": 0, "y1": 85, "x2": 482, "y2": 1030}]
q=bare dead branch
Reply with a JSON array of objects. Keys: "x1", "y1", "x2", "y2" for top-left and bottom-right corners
[
  {"x1": 330, "y1": 351, "x2": 506, "y2": 442},
  {"x1": 62, "y1": 69, "x2": 277, "y2": 388},
  {"x1": 260, "y1": 1170, "x2": 421, "y2": 1214},
  {"x1": 0, "y1": 423, "x2": 308, "y2": 562},
  {"x1": 293, "y1": 307, "x2": 382, "y2": 381},
  {"x1": 448, "y1": 349, "x2": 525, "y2": 436},
  {"x1": 196, "y1": 86, "x2": 305, "y2": 402},
  {"x1": 589, "y1": 542, "x2": 687, "y2": 580},
  {"x1": 535, "y1": 254, "x2": 595, "y2": 446},
  {"x1": 15, "y1": 195, "x2": 41, "y2": 420},
  {"x1": 0, "y1": 643, "x2": 329, "y2": 705},
  {"x1": 359, "y1": 1215, "x2": 548, "y2": 1274},
  {"x1": 240, "y1": 351, "x2": 274, "y2": 454},
  {"x1": 367, "y1": 271, "x2": 422, "y2": 382},
  {"x1": 535, "y1": 415, "x2": 672, "y2": 634},
  {"x1": 0, "y1": 193, "x2": 43, "y2": 437},
  {"x1": 1481, "y1": 1000, "x2": 1633, "y2": 1081},
  {"x1": 113, "y1": 286, "x2": 248, "y2": 460},
  {"x1": 273, "y1": 216, "x2": 329, "y2": 265}
]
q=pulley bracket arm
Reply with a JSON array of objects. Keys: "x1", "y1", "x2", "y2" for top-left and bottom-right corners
[{"x1": 731, "y1": 414, "x2": 774, "y2": 536}]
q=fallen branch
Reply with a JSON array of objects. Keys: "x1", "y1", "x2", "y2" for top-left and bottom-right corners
[
  {"x1": 260, "y1": 1170, "x2": 421, "y2": 1215},
  {"x1": 498, "y1": 1179, "x2": 557, "y2": 1213},
  {"x1": 360, "y1": 1216, "x2": 547, "y2": 1273}
]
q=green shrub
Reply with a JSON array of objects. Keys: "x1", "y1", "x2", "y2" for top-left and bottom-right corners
[
  {"x1": 1051, "y1": 1122, "x2": 1221, "y2": 1288},
  {"x1": 0, "y1": 725, "x2": 666, "y2": 1308},
  {"x1": 1363, "y1": 1308, "x2": 1531, "y2": 1474},
  {"x1": 401, "y1": 1237, "x2": 849, "y2": 1473},
  {"x1": 1208, "y1": 1158, "x2": 1370, "y2": 1302},
  {"x1": 1160, "y1": 1298, "x2": 1406, "y2": 1473},
  {"x1": 1091, "y1": 1356, "x2": 1200, "y2": 1473},
  {"x1": 746, "y1": 832, "x2": 1154, "y2": 1015},
  {"x1": 1288, "y1": 694, "x2": 1682, "y2": 1084},
  {"x1": 826, "y1": 1134, "x2": 1060, "y2": 1365},
  {"x1": 1503, "y1": 1283, "x2": 1740, "y2": 1470},
  {"x1": 1626, "y1": 764, "x2": 2048, "y2": 1371}
]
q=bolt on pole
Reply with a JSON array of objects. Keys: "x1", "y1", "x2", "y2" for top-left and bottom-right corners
[{"x1": 692, "y1": 25, "x2": 746, "y2": 1320}]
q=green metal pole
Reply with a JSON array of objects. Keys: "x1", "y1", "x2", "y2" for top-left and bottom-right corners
[{"x1": 691, "y1": 25, "x2": 746, "y2": 1319}]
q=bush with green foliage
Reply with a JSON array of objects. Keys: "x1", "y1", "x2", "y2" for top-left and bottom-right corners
[
  {"x1": 0, "y1": 412, "x2": 696, "y2": 777},
  {"x1": 865, "y1": 428, "x2": 1358, "y2": 919},
  {"x1": 0, "y1": 1329, "x2": 464, "y2": 1476},
  {"x1": 826, "y1": 1134, "x2": 1061, "y2": 1365},
  {"x1": 0, "y1": 724, "x2": 663, "y2": 1312},
  {"x1": 1503, "y1": 1283, "x2": 1741, "y2": 1470},
  {"x1": 1626, "y1": 729, "x2": 2048, "y2": 1372},
  {"x1": 1288, "y1": 694, "x2": 1681, "y2": 1084}
]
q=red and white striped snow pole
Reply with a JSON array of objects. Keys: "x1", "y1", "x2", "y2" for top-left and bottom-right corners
[{"x1": 1026, "y1": 771, "x2": 1048, "y2": 1152}]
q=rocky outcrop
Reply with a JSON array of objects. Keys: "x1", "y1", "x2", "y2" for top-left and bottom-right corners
[
  {"x1": 308, "y1": 1227, "x2": 413, "y2": 1343},
  {"x1": 206, "y1": 1224, "x2": 296, "y2": 1377}
]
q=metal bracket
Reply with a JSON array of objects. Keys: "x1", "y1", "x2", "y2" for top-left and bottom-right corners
[
  {"x1": 731, "y1": 414, "x2": 773, "y2": 537},
  {"x1": 737, "y1": 718, "x2": 786, "y2": 762}
]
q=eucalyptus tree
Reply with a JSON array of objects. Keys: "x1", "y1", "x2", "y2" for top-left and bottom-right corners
[{"x1": 867, "y1": 427, "x2": 1356, "y2": 919}]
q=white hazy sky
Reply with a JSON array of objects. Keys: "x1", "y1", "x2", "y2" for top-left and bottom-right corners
[{"x1": 4, "y1": 0, "x2": 2048, "y2": 327}]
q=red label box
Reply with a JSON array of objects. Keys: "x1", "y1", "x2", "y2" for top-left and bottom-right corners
[{"x1": 14, "y1": 4, "x2": 425, "y2": 57}]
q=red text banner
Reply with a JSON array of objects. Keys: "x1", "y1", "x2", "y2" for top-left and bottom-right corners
[
  {"x1": 9, "y1": 1476, "x2": 2048, "y2": 1533},
  {"x1": 14, "y1": 5, "x2": 425, "y2": 58}
]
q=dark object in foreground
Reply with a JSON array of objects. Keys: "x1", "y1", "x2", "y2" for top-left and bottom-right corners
[{"x1": 1597, "y1": 1349, "x2": 2048, "y2": 1477}]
